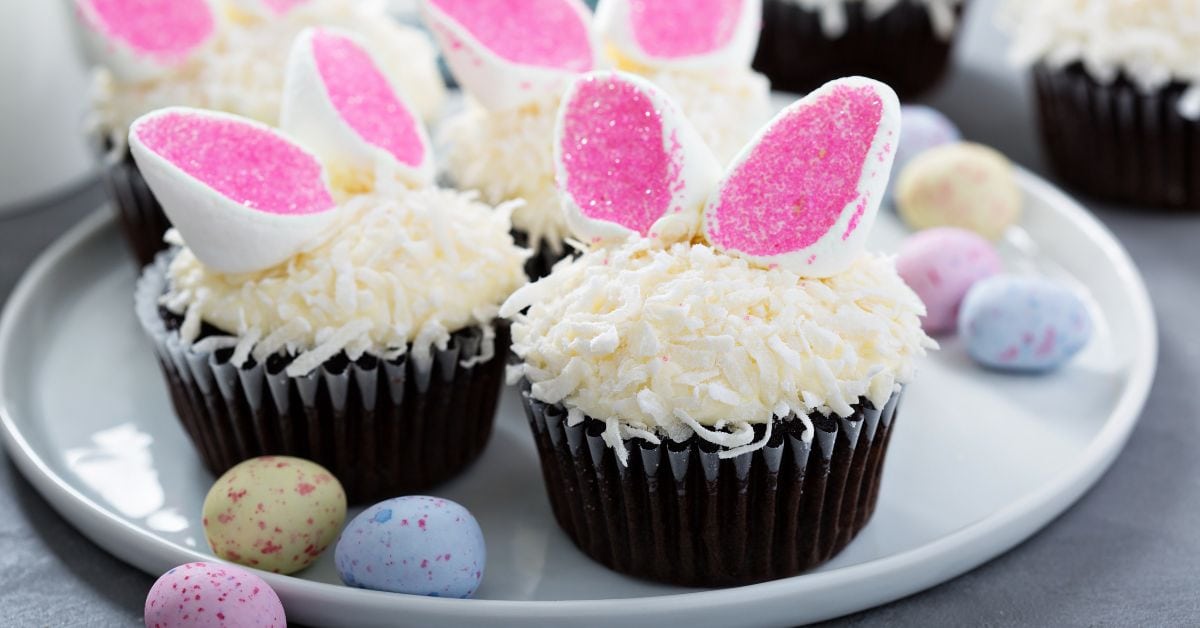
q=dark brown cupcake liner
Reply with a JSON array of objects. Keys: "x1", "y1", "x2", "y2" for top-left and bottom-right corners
[
  {"x1": 753, "y1": 0, "x2": 964, "y2": 99},
  {"x1": 136, "y1": 252, "x2": 509, "y2": 503},
  {"x1": 1034, "y1": 62, "x2": 1200, "y2": 211},
  {"x1": 97, "y1": 142, "x2": 170, "y2": 267},
  {"x1": 511, "y1": 228, "x2": 575, "y2": 280},
  {"x1": 520, "y1": 379, "x2": 903, "y2": 586}
]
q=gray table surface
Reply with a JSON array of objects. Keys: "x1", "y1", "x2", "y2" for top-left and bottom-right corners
[{"x1": 2, "y1": 1, "x2": 1198, "y2": 625}]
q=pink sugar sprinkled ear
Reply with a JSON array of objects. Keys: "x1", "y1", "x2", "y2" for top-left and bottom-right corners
[
  {"x1": 429, "y1": 0, "x2": 593, "y2": 71},
  {"x1": 136, "y1": 112, "x2": 333, "y2": 216},
  {"x1": 79, "y1": 0, "x2": 214, "y2": 62},
  {"x1": 311, "y1": 30, "x2": 425, "y2": 168},
  {"x1": 560, "y1": 77, "x2": 676, "y2": 235},
  {"x1": 261, "y1": 0, "x2": 308, "y2": 14},
  {"x1": 628, "y1": 0, "x2": 744, "y2": 58},
  {"x1": 704, "y1": 77, "x2": 900, "y2": 277}
]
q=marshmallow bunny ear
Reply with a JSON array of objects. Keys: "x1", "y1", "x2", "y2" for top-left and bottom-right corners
[
  {"x1": 281, "y1": 28, "x2": 435, "y2": 188},
  {"x1": 75, "y1": 0, "x2": 217, "y2": 81},
  {"x1": 419, "y1": 0, "x2": 599, "y2": 111},
  {"x1": 555, "y1": 72, "x2": 721, "y2": 242},
  {"x1": 595, "y1": 0, "x2": 761, "y2": 69},
  {"x1": 129, "y1": 108, "x2": 339, "y2": 274},
  {"x1": 703, "y1": 77, "x2": 900, "y2": 277}
]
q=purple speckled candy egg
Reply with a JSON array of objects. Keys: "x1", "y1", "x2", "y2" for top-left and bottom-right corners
[
  {"x1": 335, "y1": 496, "x2": 485, "y2": 598},
  {"x1": 886, "y1": 105, "x2": 961, "y2": 202},
  {"x1": 896, "y1": 227, "x2": 1003, "y2": 334},
  {"x1": 959, "y1": 275, "x2": 1093, "y2": 372},
  {"x1": 144, "y1": 561, "x2": 284, "y2": 628}
]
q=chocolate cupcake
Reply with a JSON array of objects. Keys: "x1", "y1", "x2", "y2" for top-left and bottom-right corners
[
  {"x1": 130, "y1": 29, "x2": 527, "y2": 502},
  {"x1": 593, "y1": 0, "x2": 772, "y2": 164},
  {"x1": 77, "y1": 0, "x2": 446, "y2": 266},
  {"x1": 421, "y1": 0, "x2": 601, "y2": 278},
  {"x1": 1003, "y1": 0, "x2": 1200, "y2": 210},
  {"x1": 502, "y1": 72, "x2": 933, "y2": 585},
  {"x1": 754, "y1": 0, "x2": 966, "y2": 99}
]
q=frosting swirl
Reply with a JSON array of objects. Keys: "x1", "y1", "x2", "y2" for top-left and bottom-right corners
[
  {"x1": 502, "y1": 236, "x2": 934, "y2": 461},
  {"x1": 92, "y1": 0, "x2": 445, "y2": 141},
  {"x1": 163, "y1": 187, "x2": 528, "y2": 377}
]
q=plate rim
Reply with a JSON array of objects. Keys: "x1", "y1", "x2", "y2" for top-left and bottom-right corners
[{"x1": 0, "y1": 170, "x2": 1158, "y2": 624}]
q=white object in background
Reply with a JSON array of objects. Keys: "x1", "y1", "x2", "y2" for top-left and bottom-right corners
[{"x1": 0, "y1": 0, "x2": 94, "y2": 214}]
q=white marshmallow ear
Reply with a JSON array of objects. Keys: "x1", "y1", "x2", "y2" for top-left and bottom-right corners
[
  {"x1": 129, "y1": 108, "x2": 339, "y2": 274},
  {"x1": 555, "y1": 71, "x2": 721, "y2": 243},
  {"x1": 75, "y1": 0, "x2": 218, "y2": 81},
  {"x1": 595, "y1": 0, "x2": 761, "y2": 69},
  {"x1": 281, "y1": 28, "x2": 435, "y2": 188},
  {"x1": 419, "y1": 0, "x2": 599, "y2": 111},
  {"x1": 703, "y1": 77, "x2": 900, "y2": 277}
]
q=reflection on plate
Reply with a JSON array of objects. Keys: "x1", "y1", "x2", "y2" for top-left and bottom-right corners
[{"x1": 0, "y1": 167, "x2": 1155, "y2": 627}]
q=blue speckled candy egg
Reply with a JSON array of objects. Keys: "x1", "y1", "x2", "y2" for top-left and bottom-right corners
[
  {"x1": 887, "y1": 106, "x2": 961, "y2": 201},
  {"x1": 335, "y1": 496, "x2": 485, "y2": 598},
  {"x1": 959, "y1": 275, "x2": 1093, "y2": 372}
]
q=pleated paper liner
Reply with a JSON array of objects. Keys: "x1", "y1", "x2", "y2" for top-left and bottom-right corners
[
  {"x1": 1034, "y1": 63, "x2": 1200, "y2": 211},
  {"x1": 137, "y1": 253, "x2": 510, "y2": 504},
  {"x1": 520, "y1": 379, "x2": 903, "y2": 587},
  {"x1": 98, "y1": 142, "x2": 170, "y2": 267},
  {"x1": 753, "y1": 0, "x2": 963, "y2": 100}
]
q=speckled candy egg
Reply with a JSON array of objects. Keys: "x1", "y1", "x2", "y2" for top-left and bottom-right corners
[
  {"x1": 896, "y1": 142, "x2": 1021, "y2": 240},
  {"x1": 335, "y1": 496, "x2": 486, "y2": 598},
  {"x1": 896, "y1": 227, "x2": 1003, "y2": 334},
  {"x1": 144, "y1": 561, "x2": 284, "y2": 628},
  {"x1": 203, "y1": 456, "x2": 346, "y2": 575},
  {"x1": 886, "y1": 106, "x2": 961, "y2": 201},
  {"x1": 959, "y1": 275, "x2": 1093, "y2": 372}
]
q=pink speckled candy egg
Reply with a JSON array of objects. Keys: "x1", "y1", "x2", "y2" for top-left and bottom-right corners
[
  {"x1": 144, "y1": 561, "x2": 284, "y2": 628},
  {"x1": 896, "y1": 227, "x2": 1003, "y2": 334},
  {"x1": 335, "y1": 496, "x2": 486, "y2": 598},
  {"x1": 202, "y1": 456, "x2": 346, "y2": 575}
]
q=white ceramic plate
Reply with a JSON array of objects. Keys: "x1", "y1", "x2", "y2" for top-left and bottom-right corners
[{"x1": 0, "y1": 169, "x2": 1156, "y2": 627}]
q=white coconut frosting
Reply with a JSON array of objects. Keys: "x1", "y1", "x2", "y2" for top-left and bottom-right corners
[
  {"x1": 440, "y1": 95, "x2": 569, "y2": 253},
  {"x1": 1001, "y1": 0, "x2": 1200, "y2": 119},
  {"x1": 642, "y1": 67, "x2": 772, "y2": 165},
  {"x1": 91, "y1": 0, "x2": 445, "y2": 143},
  {"x1": 787, "y1": 0, "x2": 962, "y2": 40},
  {"x1": 162, "y1": 187, "x2": 529, "y2": 377},
  {"x1": 502, "y1": 237, "x2": 934, "y2": 462}
]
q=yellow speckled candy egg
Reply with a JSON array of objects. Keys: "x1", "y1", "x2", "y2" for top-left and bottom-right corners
[
  {"x1": 202, "y1": 456, "x2": 346, "y2": 575},
  {"x1": 896, "y1": 142, "x2": 1021, "y2": 240}
]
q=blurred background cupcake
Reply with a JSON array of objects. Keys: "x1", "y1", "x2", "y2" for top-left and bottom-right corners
[
  {"x1": 1002, "y1": 0, "x2": 1200, "y2": 211},
  {"x1": 754, "y1": 0, "x2": 966, "y2": 99},
  {"x1": 76, "y1": 0, "x2": 445, "y2": 266}
]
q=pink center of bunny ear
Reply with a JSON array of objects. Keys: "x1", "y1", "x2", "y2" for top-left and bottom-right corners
[
  {"x1": 430, "y1": 0, "x2": 593, "y2": 71},
  {"x1": 82, "y1": 0, "x2": 214, "y2": 61},
  {"x1": 707, "y1": 84, "x2": 884, "y2": 256},
  {"x1": 561, "y1": 76, "x2": 680, "y2": 236},
  {"x1": 136, "y1": 112, "x2": 334, "y2": 216},
  {"x1": 629, "y1": 0, "x2": 743, "y2": 58},
  {"x1": 261, "y1": 0, "x2": 308, "y2": 14},
  {"x1": 311, "y1": 30, "x2": 425, "y2": 168}
]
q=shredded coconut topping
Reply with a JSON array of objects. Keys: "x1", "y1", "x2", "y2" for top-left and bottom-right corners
[
  {"x1": 785, "y1": 0, "x2": 962, "y2": 40},
  {"x1": 640, "y1": 67, "x2": 771, "y2": 164},
  {"x1": 91, "y1": 0, "x2": 445, "y2": 141},
  {"x1": 502, "y1": 237, "x2": 934, "y2": 460},
  {"x1": 163, "y1": 187, "x2": 528, "y2": 377},
  {"x1": 1001, "y1": 0, "x2": 1200, "y2": 119},
  {"x1": 439, "y1": 95, "x2": 568, "y2": 253}
]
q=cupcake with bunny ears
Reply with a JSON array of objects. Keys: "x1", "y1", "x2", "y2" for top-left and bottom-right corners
[
  {"x1": 420, "y1": 0, "x2": 601, "y2": 278},
  {"x1": 593, "y1": 0, "x2": 772, "y2": 164},
  {"x1": 502, "y1": 72, "x2": 933, "y2": 585},
  {"x1": 77, "y1": 0, "x2": 446, "y2": 266},
  {"x1": 132, "y1": 27, "x2": 527, "y2": 503}
]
